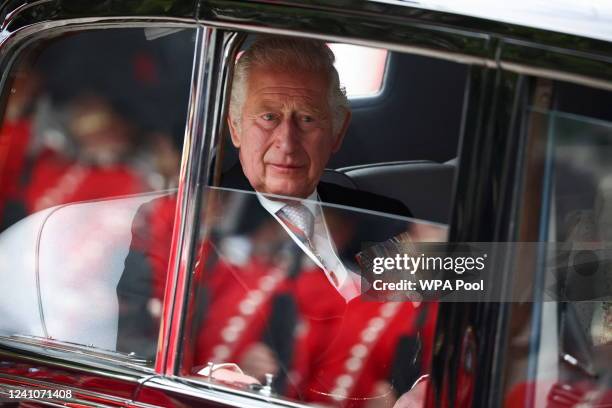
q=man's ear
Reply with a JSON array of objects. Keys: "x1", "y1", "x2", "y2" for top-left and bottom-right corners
[
  {"x1": 227, "y1": 114, "x2": 241, "y2": 148},
  {"x1": 331, "y1": 109, "x2": 351, "y2": 153}
]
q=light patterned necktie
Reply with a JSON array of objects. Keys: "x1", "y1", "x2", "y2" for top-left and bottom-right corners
[
  {"x1": 277, "y1": 203, "x2": 315, "y2": 244},
  {"x1": 277, "y1": 203, "x2": 341, "y2": 288}
]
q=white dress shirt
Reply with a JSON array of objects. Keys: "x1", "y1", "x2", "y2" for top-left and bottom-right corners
[{"x1": 256, "y1": 191, "x2": 360, "y2": 301}]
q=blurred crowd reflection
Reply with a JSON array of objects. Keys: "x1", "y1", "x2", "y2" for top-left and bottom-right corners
[
  {"x1": 117, "y1": 186, "x2": 442, "y2": 408},
  {"x1": 0, "y1": 29, "x2": 192, "y2": 231}
]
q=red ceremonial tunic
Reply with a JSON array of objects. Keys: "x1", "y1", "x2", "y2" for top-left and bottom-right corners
[
  {"x1": 291, "y1": 293, "x2": 438, "y2": 408},
  {"x1": 23, "y1": 149, "x2": 145, "y2": 214},
  {"x1": 191, "y1": 255, "x2": 292, "y2": 368},
  {"x1": 285, "y1": 266, "x2": 348, "y2": 397},
  {"x1": 129, "y1": 194, "x2": 178, "y2": 301}
]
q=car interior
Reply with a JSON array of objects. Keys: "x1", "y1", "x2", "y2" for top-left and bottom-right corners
[{"x1": 218, "y1": 39, "x2": 468, "y2": 225}]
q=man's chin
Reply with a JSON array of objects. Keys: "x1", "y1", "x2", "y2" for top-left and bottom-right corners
[{"x1": 261, "y1": 181, "x2": 313, "y2": 200}]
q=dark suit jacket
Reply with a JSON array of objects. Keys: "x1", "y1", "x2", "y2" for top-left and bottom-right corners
[{"x1": 221, "y1": 164, "x2": 412, "y2": 219}]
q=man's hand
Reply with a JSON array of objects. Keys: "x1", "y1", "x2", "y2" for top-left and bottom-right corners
[
  {"x1": 393, "y1": 378, "x2": 428, "y2": 408},
  {"x1": 239, "y1": 342, "x2": 280, "y2": 382},
  {"x1": 195, "y1": 363, "x2": 260, "y2": 386},
  {"x1": 209, "y1": 368, "x2": 260, "y2": 385}
]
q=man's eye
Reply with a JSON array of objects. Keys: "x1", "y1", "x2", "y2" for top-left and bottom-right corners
[
  {"x1": 301, "y1": 115, "x2": 314, "y2": 123},
  {"x1": 261, "y1": 113, "x2": 276, "y2": 121}
]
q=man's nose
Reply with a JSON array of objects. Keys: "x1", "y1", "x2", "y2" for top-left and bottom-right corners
[{"x1": 273, "y1": 116, "x2": 301, "y2": 153}]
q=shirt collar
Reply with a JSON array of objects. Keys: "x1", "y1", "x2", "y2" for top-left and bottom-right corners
[{"x1": 256, "y1": 189, "x2": 319, "y2": 216}]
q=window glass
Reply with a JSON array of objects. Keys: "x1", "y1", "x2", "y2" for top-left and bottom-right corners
[
  {"x1": 237, "y1": 44, "x2": 388, "y2": 99},
  {"x1": 328, "y1": 49, "x2": 466, "y2": 168},
  {"x1": 183, "y1": 187, "x2": 441, "y2": 403},
  {"x1": 0, "y1": 27, "x2": 196, "y2": 366},
  {"x1": 175, "y1": 35, "x2": 470, "y2": 407},
  {"x1": 504, "y1": 84, "x2": 612, "y2": 406},
  {"x1": 328, "y1": 43, "x2": 387, "y2": 98}
]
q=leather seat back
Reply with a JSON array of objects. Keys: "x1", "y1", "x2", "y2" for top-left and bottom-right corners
[{"x1": 339, "y1": 161, "x2": 456, "y2": 224}]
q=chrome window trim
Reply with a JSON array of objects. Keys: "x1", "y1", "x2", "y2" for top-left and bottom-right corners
[
  {"x1": 167, "y1": 28, "x2": 243, "y2": 375},
  {"x1": 143, "y1": 376, "x2": 316, "y2": 408},
  {"x1": 161, "y1": 25, "x2": 217, "y2": 375},
  {"x1": 0, "y1": 335, "x2": 154, "y2": 371},
  {"x1": 0, "y1": 345, "x2": 150, "y2": 380},
  {"x1": 197, "y1": 18, "x2": 493, "y2": 67},
  {"x1": 499, "y1": 61, "x2": 612, "y2": 92},
  {"x1": 1, "y1": 0, "x2": 54, "y2": 29},
  {"x1": 0, "y1": 17, "x2": 196, "y2": 44},
  {"x1": 2, "y1": 2, "x2": 610, "y2": 89}
]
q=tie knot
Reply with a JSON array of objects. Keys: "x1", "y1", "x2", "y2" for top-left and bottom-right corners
[{"x1": 278, "y1": 203, "x2": 314, "y2": 241}]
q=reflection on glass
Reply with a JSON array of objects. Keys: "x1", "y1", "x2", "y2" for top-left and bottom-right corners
[
  {"x1": 0, "y1": 27, "x2": 195, "y2": 367},
  {"x1": 0, "y1": 191, "x2": 171, "y2": 351},
  {"x1": 178, "y1": 187, "x2": 442, "y2": 407}
]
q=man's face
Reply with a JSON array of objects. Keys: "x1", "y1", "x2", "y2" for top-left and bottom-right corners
[{"x1": 229, "y1": 66, "x2": 350, "y2": 198}]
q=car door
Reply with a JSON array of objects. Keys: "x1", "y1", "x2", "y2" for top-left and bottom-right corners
[{"x1": 430, "y1": 23, "x2": 612, "y2": 408}]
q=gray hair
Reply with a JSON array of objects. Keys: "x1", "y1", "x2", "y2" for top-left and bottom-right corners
[{"x1": 229, "y1": 36, "x2": 350, "y2": 133}]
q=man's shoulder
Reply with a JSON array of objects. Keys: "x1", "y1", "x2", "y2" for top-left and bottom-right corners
[{"x1": 317, "y1": 181, "x2": 412, "y2": 218}]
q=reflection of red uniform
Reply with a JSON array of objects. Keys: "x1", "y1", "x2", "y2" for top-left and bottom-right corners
[
  {"x1": 286, "y1": 266, "x2": 347, "y2": 397},
  {"x1": 118, "y1": 192, "x2": 300, "y2": 366},
  {"x1": 292, "y1": 293, "x2": 437, "y2": 408},
  {"x1": 129, "y1": 195, "x2": 178, "y2": 301},
  {"x1": 192, "y1": 255, "x2": 292, "y2": 367},
  {"x1": 0, "y1": 119, "x2": 32, "y2": 221},
  {"x1": 24, "y1": 149, "x2": 145, "y2": 214}
]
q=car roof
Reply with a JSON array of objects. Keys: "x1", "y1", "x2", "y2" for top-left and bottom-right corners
[
  {"x1": 2, "y1": 0, "x2": 611, "y2": 59},
  {"x1": 393, "y1": 0, "x2": 612, "y2": 43}
]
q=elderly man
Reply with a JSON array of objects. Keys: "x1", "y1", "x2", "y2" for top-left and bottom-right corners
[
  {"x1": 226, "y1": 37, "x2": 351, "y2": 199},
  {"x1": 221, "y1": 36, "x2": 412, "y2": 299},
  {"x1": 225, "y1": 36, "x2": 410, "y2": 209}
]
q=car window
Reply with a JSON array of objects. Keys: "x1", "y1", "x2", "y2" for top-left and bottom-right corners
[
  {"x1": 503, "y1": 82, "x2": 612, "y2": 406},
  {"x1": 219, "y1": 39, "x2": 467, "y2": 224},
  {"x1": 328, "y1": 43, "x2": 388, "y2": 98},
  {"x1": 172, "y1": 34, "x2": 471, "y2": 407},
  {"x1": 0, "y1": 27, "x2": 196, "y2": 366}
]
